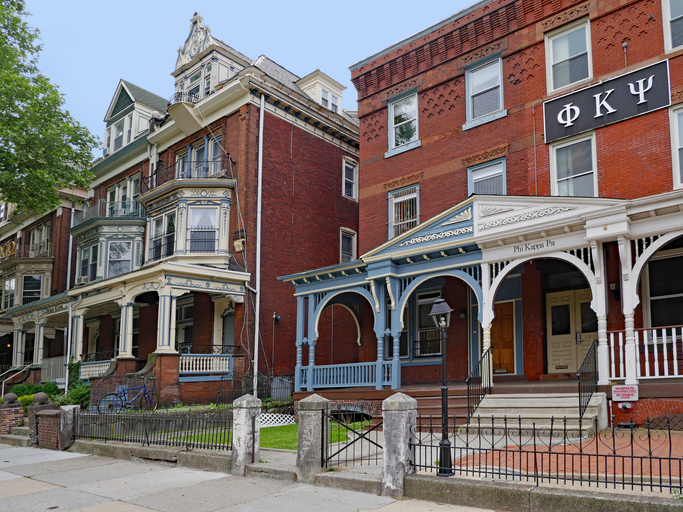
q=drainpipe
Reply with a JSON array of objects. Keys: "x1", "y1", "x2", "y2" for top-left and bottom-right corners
[
  {"x1": 66, "y1": 206, "x2": 74, "y2": 291},
  {"x1": 253, "y1": 93, "x2": 265, "y2": 398},
  {"x1": 64, "y1": 206, "x2": 75, "y2": 393},
  {"x1": 64, "y1": 304, "x2": 73, "y2": 394}
]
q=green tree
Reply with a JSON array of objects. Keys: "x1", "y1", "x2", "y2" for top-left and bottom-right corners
[{"x1": 0, "y1": 0, "x2": 97, "y2": 216}]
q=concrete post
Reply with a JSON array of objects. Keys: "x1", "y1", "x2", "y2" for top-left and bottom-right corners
[
  {"x1": 231, "y1": 394, "x2": 261, "y2": 476},
  {"x1": 296, "y1": 393, "x2": 330, "y2": 483},
  {"x1": 381, "y1": 392, "x2": 417, "y2": 497},
  {"x1": 59, "y1": 405, "x2": 80, "y2": 451}
]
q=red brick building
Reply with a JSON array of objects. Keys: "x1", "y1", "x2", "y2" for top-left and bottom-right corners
[
  {"x1": 283, "y1": 0, "x2": 683, "y2": 426},
  {"x1": 2, "y1": 13, "x2": 358, "y2": 405}
]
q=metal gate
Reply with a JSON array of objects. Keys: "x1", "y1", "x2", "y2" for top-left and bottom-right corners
[{"x1": 322, "y1": 411, "x2": 383, "y2": 468}]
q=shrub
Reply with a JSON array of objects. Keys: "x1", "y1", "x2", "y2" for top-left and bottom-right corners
[
  {"x1": 65, "y1": 384, "x2": 90, "y2": 407},
  {"x1": 17, "y1": 394, "x2": 35, "y2": 413},
  {"x1": 42, "y1": 382, "x2": 60, "y2": 397}
]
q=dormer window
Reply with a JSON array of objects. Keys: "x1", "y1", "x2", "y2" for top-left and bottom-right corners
[
  {"x1": 114, "y1": 121, "x2": 124, "y2": 151},
  {"x1": 321, "y1": 88, "x2": 339, "y2": 113},
  {"x1": 188, "y1": 70, "x2": 202, "y2": 99}
]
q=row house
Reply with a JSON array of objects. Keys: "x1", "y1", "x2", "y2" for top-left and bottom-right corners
[
  {"x1": 5, "y1": 13, "x2": 359, "y2": 404},
  {"x1": 283, "y1": 0, "x2": 683, "y2": 425}
]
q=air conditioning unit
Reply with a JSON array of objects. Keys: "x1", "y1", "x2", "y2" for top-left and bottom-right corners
[{"x1": 76, "y1": 276, "x2": 88, "y2": 285}]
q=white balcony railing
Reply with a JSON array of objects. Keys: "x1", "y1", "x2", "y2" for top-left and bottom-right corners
[
  {"x1": 179, "y1": 354, "x2": 232, "y2": 375},
  {"x1": 608, "y1": 325, "x2": 683, "y2": 380}
]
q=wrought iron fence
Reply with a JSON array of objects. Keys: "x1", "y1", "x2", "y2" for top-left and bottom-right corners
[
  {"x1": 169, "y1": 91, "x2": 200, "y2": 105},
  {"x1": 466, "y1": 347, "x2": 491, "y2": 420},
  {"x1": 81, "y1": 350, "x2": 119, "y2": 362},
  {"x1": 323, "y1": 411, "x2": 383, "y2": 468},
  {"x1": 177, "y1": 343, "x2": 240, "y2": 355},
  {"x1": 74, "y1": 409, "x2": 233, "y2": 451},
  {"x1": 577, "y1": 339, "x2": 598, "y2": 418},
  {"x1": 215, "y1": 374, "x2": 294, "y2": 405},
  {"x1": 73, "y1": 200, "x2": 145, "y2": 227},
  {"x1": 411, "y1": 414, "x2": 683, "y2": 493}
]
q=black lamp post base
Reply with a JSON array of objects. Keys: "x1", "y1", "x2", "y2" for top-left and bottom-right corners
[{"x1": 437, "y1": 438, "x2": 454, "y2": 477}]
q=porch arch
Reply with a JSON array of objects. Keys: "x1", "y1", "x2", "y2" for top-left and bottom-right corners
[
  {"x1": 312, "y1": 288, "x2": 377, "y2": 341},
  {"x1": 484, "y1": 251, "x2": 601, "y2": 328},
  {"x1": 395, "y1": 269, "x2": 484, "y2": 332},
  {"x1": 629, "y1": 231, "x2": 683, "y2": 311}
]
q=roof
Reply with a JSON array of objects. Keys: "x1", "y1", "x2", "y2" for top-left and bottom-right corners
[
  {"x1": 253, "y1": 56, "x2": 307, "y2": 97},
  {"x1": 121, "y1": 80, "x2": 168, "y2": 114},
  {"x1": 213, "y1": 37, "x2": 253, "y2": 66}
]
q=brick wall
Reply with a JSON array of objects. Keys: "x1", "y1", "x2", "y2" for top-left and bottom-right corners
[
  {"x1": 0, "y1": 405, "x2": 23, "y2": 435},
  {"x1": 521, "y1": 263, "x2": 544, "y2": 380},
  {"x1": 137, "y1": 303, "x2": 158, "y2": 360},
  {"x1": 612, "y1": 398, "x2": 683, "y2": 426},
  {"x1": 193, "y1": 293, "x2": 214, "y2": 347},
  {"x1": 36, "y1": 410, "x2": 59, "y2": 450}
]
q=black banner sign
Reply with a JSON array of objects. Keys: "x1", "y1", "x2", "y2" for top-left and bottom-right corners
[{"x1": 543, "y1": 61, "x2": 670, "y2": 143}]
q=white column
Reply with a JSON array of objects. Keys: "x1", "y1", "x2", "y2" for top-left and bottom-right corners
[
  {"x1": 33, "y1": 323, "x2": 45, "y2": 366},
  {"x1": 624, "y1": 311, "x2": 638, "y2": 385},
  {"x1": 12, "y1": 327, "x2": 24, "y2": 367},
  {"x1": 118, "y1": 301, "x2": 135, "y2": 358},
  {"x1": 155, "y1": 294, "x2": 176, "y2": 353},
  {"x1": 597, "y1": 315, "x2": 610, "y2": 385},
  {"x1": 72, "y1": 308, "x2": 88, "y2": 361}
]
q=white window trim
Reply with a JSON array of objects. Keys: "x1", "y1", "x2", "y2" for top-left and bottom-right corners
[
  {"x1": 670, "y1": 105, "x2": 683, "y2": 189},
  {"x1": 663, "y1": 0, "x2": 683, "y2": 52},
  {"x1": 468, "y1": 158, "x2": 507, "y2": 196},
  {"x1": 388, "y1": 184, "x2": 420, "y2": 239},
  {"x1": 107, "y1": 240, "x2": 133, "y2": 279},
  {"x1": 550, "y1": 132, "x2": 598, "y2": 197},
  {"x1": 544, "y1": 18, "x2": 593, "y2": 95},
  {"x1": 342, "y1": 158, "x2": 358, "y2": 200},
  {"x1": 642, "y1": 247, "x2": 683, "y2": 329},
  {"x1": 340, "y1": 228, "x2": 357, "y2": 263},
  {"x1": 463, "y1": 57, "x2": 507, "y2": 130},
  {"x1": 385, "y1": 91, "x2": 421, "y2": 158}
]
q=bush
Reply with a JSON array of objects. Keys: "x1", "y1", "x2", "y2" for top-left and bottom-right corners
[
  {"x1": 65, "y1": 384, "x2": 90, "y2": 407},
  {"x1": 17, "y1": 394, "x2": 35, "y2": 413},
  {"x1": 11, "y1": 382, "x2": 62, "y2": 399},
  {"x1": 42, "y1": 382, "x2": 60, "y2": 397}
]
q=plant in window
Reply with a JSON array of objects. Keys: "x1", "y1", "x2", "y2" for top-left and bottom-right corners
[{"x1": 392, "y1": 95, "x2": 418, "y2": 147}]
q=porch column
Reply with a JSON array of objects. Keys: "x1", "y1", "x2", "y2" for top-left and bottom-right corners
[
  {"x1": 155, "y1": 294, "x2": 176, "y2": 353},
  {"x1": 597, "y1": 315, "x2": 609, "y2": 385},
  {"x1": 12, "y1": 327, "x2": 24, "y2": 367},
  {"x1": 72, "y1": 309, "x2": 88, "y2": 361},
  {"x1": 623, "y1": 312, "x2": 638, "y2": 385},
  {"x1": 482, "y1": 325, "x2": 493, "y2": 389},
  {"x1": 376, "y1": 332, "x2": 385, "y2": 391},
  {"x1": 117, "y1": 301, "x2": 135, "y2": 358},
  {"x1": 33, "y1": 322, "x2": 45, "y2": 366},
  {"x1": 392, "y1": 335, "x2": 401, "y2": 390},
  {"x1": 306, "y1": 295, "x2": 315, "y2": 392},
  {"x1": 295, "y1": 295, "x2": 305, "y2": 392}
]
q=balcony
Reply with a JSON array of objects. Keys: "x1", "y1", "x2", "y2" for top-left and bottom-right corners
[
  {"x1": 141, "y1": 161, "x2": 228, "y2": 194},
  {"x1": 0, "y1": 242, "x2": 53, "y2": 262},
  {"x1": 169, "y1": 91, "x2": 200, "y2": 105},
  {"x1": 73, "y1": 200, "x2": 146, "y2": 228}
]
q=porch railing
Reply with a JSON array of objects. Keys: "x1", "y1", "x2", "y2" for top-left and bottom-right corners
[
  {"x1": 141, "y1": 160, "x2": 227, "y2": 194},
  {"x1": 80, "y1": 360, "x2": 113, "y2": 380},
  {"x1": 608, "y1": 325, "x2": 683, "y2": 380},
  {"x1": 179, "y1": 354, "x2": 232, "y2": 376},
  {"x1": 73, "y1": 200, "x2": 145, "y2": 227},
  {"x1": 178, "y1": 343, "x2": 240, "y2": 355},
  {"x1": 0, "y1": 242, "x2": 53, "y2": 261},
  {"x1": 81, "y1": 350, "x2": 119, "y2": 362},
  {"x1": 466, "y1": 347, "x2": 491, "y2": 421},
  {"x1": 303, "y1": 361, "x2": 394, "y2": 390},
  {"x1": 577, "y1": 339, "x2": 598, "y2": 418},
  {"x1": 41, "y1": 356, "x2": 66, "y2": 384}
]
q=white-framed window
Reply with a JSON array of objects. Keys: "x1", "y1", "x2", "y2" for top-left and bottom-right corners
[
  {"x1": 176, "y1": 152, "x2": 188, "y2": 179},
  {"x1": 105, "y1": 128, "x2": 111, "y2": 154},
  {"x1": 388, "y1": 184, "x2": 419, "y2": 239},
  {"x1": 664, "y1": 0, "x2": 683, "y2": 52},
  {"x1": 176, "y1": 302, "x2": 195, "y2": 352},
  {"x1": 108, "y1": 240, "x2": 133, "y2": 278},
  {"x1": 550, "y1": 133, "x2": 597, "y2": 197},
  {"x1": 545, "y1": 19, "x2": 592, "y2": 93},
  {"x1": 340, "y1": 229, "x2": 357, "y2": 263},
  {"x1": 22, "y1": 275, "x2": 42, "y2": 305},
  {"x1": 80, "y1": 245, "x2": 98, "y2": 282},
  {"x1": 415, "y1": 291, "x2": 441, "y2": 357},
  {"x1": 343, "y1": 159, "x2": 358, "y2": 200},
  {"x1": 466, "y1": 58, "x2": 504, "y2": 123},
  {"x1": 28, "y1": 223, "x2": 50, "y2": 254},
  {"x1": 389, "y1": 93, "x2": 419, "y2": 151},
  {"x1": 670, "y1": 106, "x2": 683, "y2": 188},
  {"x1": 188, "y1": 70, "x2": 202, "y2": 98},
  {"x1": 321, "y1": 88, "x2": 339, "y2": 113},
  {"x1": 644, "y1": 251, "x2": 683, "y2": 327},
  {"x1": 150, "y1": 212, "x2": 176, "y2": 262},
  {"x1": 3, "y1": 277, "x2": 15, "y2": 310},
  {"x1": 0, "y1": 203, "x2": 6, "y2": 222},
  {"x1": 210, "y1": 136, "x2": 222, "y2": 176},
  {"x1": 188, "y1": 208, "x2": 217, "y2": 253},
  {"x1": 468, "y1": 159, "x2": 506, "y2": 195},
  {"x1": 114, "y1": 121, "x2": 124, "y2": 151},
  {"x1": 126, "y1": 114, "x2": 133, "y2": 144}
]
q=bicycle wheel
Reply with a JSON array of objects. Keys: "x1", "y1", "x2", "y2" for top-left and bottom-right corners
[
  {"x1": 139, "y1": 391, "x2": 159, "y2": 411},
  {"x1": 98, "y1": 393, "x2": 124, "y2": 414}
]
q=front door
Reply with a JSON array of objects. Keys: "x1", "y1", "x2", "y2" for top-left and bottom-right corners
[
  {"x1": 546, "y1": 288, "x2": 597, "y2": 373},
  {"x1": 491, "y1": 302, "x2": 515, "y2": 374}
]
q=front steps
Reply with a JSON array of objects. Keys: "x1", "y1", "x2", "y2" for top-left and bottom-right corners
[{"x1": 0, "y1": 424, "x2": 31, "y2": 447}]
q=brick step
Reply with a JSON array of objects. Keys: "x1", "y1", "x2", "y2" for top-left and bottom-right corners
[
  {"x1": 0, "y1": 434, "x2": 31, "y2": 447},
  {"x1": 10, "y1": 426, "x2": 29, "y2": 437}
]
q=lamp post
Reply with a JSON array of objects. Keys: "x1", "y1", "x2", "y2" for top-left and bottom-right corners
[{"x1": 429, "y1": 297, "x2": 454, "y2": 477}]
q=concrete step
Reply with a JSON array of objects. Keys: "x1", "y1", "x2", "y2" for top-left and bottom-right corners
[
  {"x1": 10, "y1": 426, "x2": 29, "y2": 437},
  {"x1": 0, "y1": 434, "x2": 31, "y2": 447}
]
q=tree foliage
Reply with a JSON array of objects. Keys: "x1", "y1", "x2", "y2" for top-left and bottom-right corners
[{"x1": 0, "y1": 0, "x2": 97, "y2": 216}]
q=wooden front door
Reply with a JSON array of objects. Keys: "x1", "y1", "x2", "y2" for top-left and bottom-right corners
[
  {"x1": 491, "y1": 302, "x2": 515, "y2": 374},
  {"x1": 546, "y1": 288, "x2": 597, "y2": 373}
]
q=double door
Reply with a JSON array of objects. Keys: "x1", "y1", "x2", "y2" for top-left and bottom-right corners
[{"x1": 546, "y1": 288, "x2": 597, "y2": 373}]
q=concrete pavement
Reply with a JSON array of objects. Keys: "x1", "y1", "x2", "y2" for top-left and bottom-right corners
[{"x1": 0, "y1": 444, "x2": 492, "y2": 512}]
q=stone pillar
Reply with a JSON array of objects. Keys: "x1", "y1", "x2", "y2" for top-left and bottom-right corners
[
  {"x1": 59, "y1": 405, "x2": 80, "y2": 451},
  {"x1": 118, "y1": 301, "x2": 135, "y2": 358},
  {"x1": 597, "y1": 315, "x2": 610, "y2": 385},
  {"x1": 12, "y1": 327, "x2": 24, "y2": 366},
  {"x1": 624, "y1": 311, "x2": 638, "y2": 385},
  {"x1": 231, "y1": 394, "x2": 261, "y2": 476},
  {"x1": 381, "y1": 393, "x2": 417, "y2": 497},
  {"x1": 33, "y1": 322, "x2": 45, "y2": 366},
  {"x1": 296, "y1": 394, "x2": 330, "y2": 483}
]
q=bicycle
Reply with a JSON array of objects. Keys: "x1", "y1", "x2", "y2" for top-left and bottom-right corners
[{"x1": 97, "y1": 376, "x2": 159, "y2": 413}]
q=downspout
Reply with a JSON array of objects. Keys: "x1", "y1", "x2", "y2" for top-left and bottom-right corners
[
  {"x1": 64, "y1": 206, "x2": 75, "y2": 393},
  {"x1": 253, "y1": 93, "x2": 265, "y2": 398},
  {"x1": 66, "y1": 206, "x2": 74, "y2": 291},
  {"x1": 532, "y1": 102, "x2": 541, "y2": 196},
  {"x1": 64, "y1": 304, "x2": 72, "y2": 394}
]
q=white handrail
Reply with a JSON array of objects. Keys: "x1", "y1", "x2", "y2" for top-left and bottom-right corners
[{"x1": 1, "y1": 365, "x2": 30, "y2": 398}]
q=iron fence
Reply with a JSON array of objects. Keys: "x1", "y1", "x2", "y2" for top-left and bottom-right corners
[
  {"x1": 215, "y1": 374, "x2": 294, "y2": 406},
  {"x1": 74, "y1": 409, "x2": 233, "y2": 451},
  {"x1": 466, "y1": 347, "x2": 491, "y2": 420},
  {"x1": 411, "y1": 414, "x2": 683, "y2": 493},
  {"x1": 81, "y1": 350, "x2": 119, "y2": 362},
  {"x1": 178, "y1": 343, "x2": 240, "y2": 355},
  {"x1": 323, "y1": 411, "x2": 383, "y2": 468},
  {"x1": 577, "y1": 339, "x2": 598, "y2": 418}
]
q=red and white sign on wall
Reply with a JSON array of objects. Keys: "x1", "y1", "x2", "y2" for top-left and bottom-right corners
[{"x1": 613, "y1": 385, "x2": 639, "y2": 401}]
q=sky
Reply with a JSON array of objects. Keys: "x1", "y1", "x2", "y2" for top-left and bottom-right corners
[{"x1": 24, "y1": 0, "x2": 473, "y2": 148}]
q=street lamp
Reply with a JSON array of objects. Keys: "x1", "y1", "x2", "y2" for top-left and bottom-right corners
[{"x1": 428, "y1": 297, "x2": 454, "y2": 477}]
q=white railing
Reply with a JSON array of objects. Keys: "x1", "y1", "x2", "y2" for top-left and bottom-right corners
[
  {"x1": 41, "y1": 356, "x2": 66, "y2": 383},
  {"x1": 608, "y1": 325, "x2": 683, "y2": 380},
  {"x1": 179, "y1": 354, "x2": 232, "y2": 375},
  {"x1": 79, "y1": 360, "x2": 112, "y2": 380}
]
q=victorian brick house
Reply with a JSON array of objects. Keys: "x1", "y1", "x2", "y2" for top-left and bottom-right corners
[{"x1": 283, "y1": 0, "x2": 683, "y2": 425}]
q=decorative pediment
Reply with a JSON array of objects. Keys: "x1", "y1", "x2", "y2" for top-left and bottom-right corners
[{"x1": 176, "y1": 13, "x2": 215, "y2": 70}]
